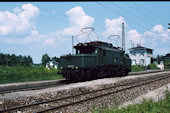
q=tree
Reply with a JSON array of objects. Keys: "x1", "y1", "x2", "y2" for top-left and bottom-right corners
[
  {"x1": 28, "y1": 55, "x2": 33, "y2": 65},
  {"x1": 22, "y1": 56, "x2": 33, "y2": 66},
  {"x1": 156, "y1": 55, "x2": 164, "y2": 64},
  {"x1": 125, "y1": 53, "x2": 129, "y2": 58},
  {"x1": 10, "y1": 54, "x2": 17, "y2": 66},
  {"x1": 0, "y1": 53, "x2": 6, "y2": 65},
  {"x1": 0, "y1": 53, "x2": 33, "y2": 66},
  {"x1": 52, "y1": 56, "x2": 60, "y2": 63},
  {"x1": 147, "y1": 63, "x2": 159, "y2": 70},
  {"x1": 41, "y1": 54, "x2": 50, "y2": 66}
]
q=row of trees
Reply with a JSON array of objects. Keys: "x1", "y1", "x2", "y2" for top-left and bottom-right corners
[
  {"x1": 0, "y1": 52, "x2": 60, "y2": 67},
  {"x1": 0, "y1": 53, "x2": 33, "y2": 66}
]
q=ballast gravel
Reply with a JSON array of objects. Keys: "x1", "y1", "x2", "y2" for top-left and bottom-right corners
[
  {"x1": 119, "y1": 83, "x2": 170, "y2": 108},
  {"x1": 0, "y1": 71, "x2": 170, "y2": 112}
]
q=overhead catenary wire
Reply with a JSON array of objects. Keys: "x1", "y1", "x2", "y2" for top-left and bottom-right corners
[
  {"x1": 96, "y1": 2, "x2": 151, "y2": 32},
  {"x1": 133, "y1": 2, "x2": 167, "y2": 25},
  {"x1": 122, "y1": 2, "x2": 164, "y2": 27},
  {"x1": 111, "y1": 2, "x2": 158, "y2": 27}
]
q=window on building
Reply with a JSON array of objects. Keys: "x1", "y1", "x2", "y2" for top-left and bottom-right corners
[
  {"x1": 139, "y1": 51, "x2": 141, "y2": 57},
  {"x1": 142, "y1": 51, "x2": 144, "y2": 56},
  {"x1": 133, "y1": 52, "x2": 136, "y2": 56},
  {"x1": 132, "y1": 59, "x2": 136, "y2": 65},
  {"x1": 140, "y1": 59, "x2": 144, "y2": 65}
]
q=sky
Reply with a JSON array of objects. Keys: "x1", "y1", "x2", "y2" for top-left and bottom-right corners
[{"x1": 0, "y1": 1, "x2": 170, "y2": 64}]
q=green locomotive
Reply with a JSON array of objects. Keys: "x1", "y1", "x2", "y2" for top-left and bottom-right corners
[{"x1": 58, "y1": 41, "x2": 131, "y2": 82}]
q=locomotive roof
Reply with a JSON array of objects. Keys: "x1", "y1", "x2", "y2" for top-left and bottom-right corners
[{"x1": 74, "y1": 41, "x2": 123, "y2": 52}]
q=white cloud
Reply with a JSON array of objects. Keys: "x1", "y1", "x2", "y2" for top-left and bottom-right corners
[
  {"x1": 23, "y1": 6, "x2": 95, "y2": 45},
  {"x1": 66, "y1": 6, "x2": 94, "y2": 28},
  {"x1": 0, "y1": 4, "x2": 39, "y2": 35},
  {"x1": 43, "y1": 38, "x2": 55, "y2": 45},
  {"x1": 155, "y1": 48, "x2": 170, "y2": 56},
  {"x1": 127, "y1": 30, "x2": 144, "y2": 45},
  {"x1": 102, "y1": 16, "x2": 126, "y2": 37},
  {"x1": 152, "y1": 24, "x2": 164, "y2": 33},
  {"x1": 13, "y1": 7, "x2": 21, "y2": 13},
  {"x1": 52, "y1": 10, "x2": 56, "y2": 15},
  {"x1": 61, "y1": 6, "x2": 94, "y2": 37},
  {"x1": 138, "y1": 24, "x2": 170, "y2": 56},
  {"x1": 144, "y1": 24, "x2": 170, "y2": 43},
  {"x1": 23, "y1": 29, "x2": 40, "y2": 43}
]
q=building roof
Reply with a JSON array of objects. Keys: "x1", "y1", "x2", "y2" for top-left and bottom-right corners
[{"x1": 128, "y1": 45, "x2": 153, "y2": 51}]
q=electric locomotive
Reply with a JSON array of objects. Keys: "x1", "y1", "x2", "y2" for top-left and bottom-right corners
[{"x1": 58, "y1": 41, "x2": 131, "y2": 82}]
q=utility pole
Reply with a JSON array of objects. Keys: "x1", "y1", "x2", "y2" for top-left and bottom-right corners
[
  {"x1": 72, "y1": 36, "x2": 74, "y2": 54},
  {"x1": 131, "y1": 40, "x2": 134, "y2": 48},
  {"x1": 122, "y1": 23, "x2": 125, "y2": 51}
]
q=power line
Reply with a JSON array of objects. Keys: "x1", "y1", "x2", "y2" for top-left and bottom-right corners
[
  {"x1": 134, "y1": 2, "x2": 166, "y2": 24},
  {"x1": 96, "y1": 2, "x2": 149, "y2": 32},
  {"x1": 112, "y1": 2, "x2": 158, "y2": 27},
  {"x1": 123, "y1": 2, "x2": 163, "y2": 25}
]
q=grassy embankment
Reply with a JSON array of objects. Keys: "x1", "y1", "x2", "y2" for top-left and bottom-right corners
[
  {"x1": 92, "y1": 89, "x2": 170, "y2": 113},
  {"x1": 0, "y1": 66, "x2": 63, "y2": 84},
  {"x1": 131, "y1": 63, "x2": 160, "y2": 72}
]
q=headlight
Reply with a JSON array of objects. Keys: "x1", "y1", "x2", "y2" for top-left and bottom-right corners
[
  {"x1": 76, "y1": 66, "x2": 78, "y2": 69},
  {"x1": 61, "y1": 67, "x2": 63, "y2": 69}
]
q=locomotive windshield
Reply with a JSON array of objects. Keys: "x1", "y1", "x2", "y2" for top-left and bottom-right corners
[{"x1": 75, "y1": 46, "x2": 96, "y2": 54}]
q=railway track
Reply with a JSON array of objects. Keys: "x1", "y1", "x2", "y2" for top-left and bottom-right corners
[
  {"x1": 0, "y1": 69, "x2": 169, "y2": 95},
  {"x1": 0, "y1": 72, "x2": 169, "y2": 113},
  {"x1": 0, "y1": 79, "x2": 66, "y2": 94}
]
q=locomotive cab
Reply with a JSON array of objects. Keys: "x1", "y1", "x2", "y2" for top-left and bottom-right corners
[{"x1": 74, "y1": 43, "x2": 97, "y2": 54}]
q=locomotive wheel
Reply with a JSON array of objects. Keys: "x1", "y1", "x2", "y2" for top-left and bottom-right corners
[
  {"x1": 97, "y1": 69, "x2": 107, "y2": 79},
  {"x1": 66, "y1": 74, "x2": 79, "y2": 83},
  {"x1": 66, "y1": 75, "x2": 74, "y2": 83},
  {"x1": 107, "y1": 69, "x2": 112, "y2": 77},
  {"x1": 120, "y1": 67, "x2": 128, "y2": 76},
  {"x1": 86, "y1": 70, "x2": 91, "y2": 81},
  {"x1": 113, "y1": 71, "x2": 118, "y2": 77}
]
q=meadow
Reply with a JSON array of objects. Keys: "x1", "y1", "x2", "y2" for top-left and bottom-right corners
[{"x1": 0, "y1": 66, "x2": 62, "y2": 84}]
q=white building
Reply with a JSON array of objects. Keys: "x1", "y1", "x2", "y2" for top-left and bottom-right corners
[
  {"x1": 46, "y1": 60, "x2": 59, "y2": 69},
  {"x1": 153, "y1": 61, "x2": 164, "y2": 70},
  {"x1": 128, "y1": 44, "x2": 153, "y2": 66}
]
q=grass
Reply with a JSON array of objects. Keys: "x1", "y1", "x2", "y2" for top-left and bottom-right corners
[
  {"x1": 0, "y1": 65, "x2": 63, "y2": 84},
  {"x1": 92, "y1": 89, "x2": 170, "y2": 113},
  {"x1": 131, "y1": 65, "x2": 146, "y2": 72}
]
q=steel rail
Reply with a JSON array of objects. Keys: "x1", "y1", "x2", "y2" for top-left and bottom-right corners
[
  {"x1": 0, "y1": 79, "x2": 66, "y2": 94},
  {"x1": 0, "y1": 73, "x2": 169, "y2": 113},
  {"x1": 129, "y1": 69, "x2": 170, "y2": 75}
]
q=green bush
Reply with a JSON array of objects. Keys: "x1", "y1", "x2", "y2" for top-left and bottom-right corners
[
  {"x1": 131, "y1": 65, "x2": 145, "y2": 72},
  {"x1": 164, "y1": 63, "x2": 170, "y2": 69},
  {"x1": 147, "y1": 63, "x2": 160, "y2": 70},
  {"x1": 0, "y1": 66, "x2": 63, "y2": 84}
]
